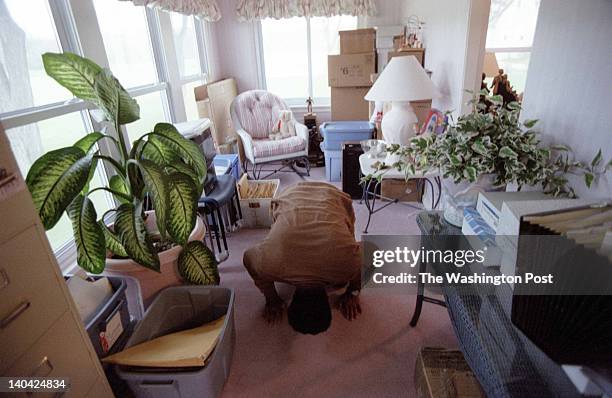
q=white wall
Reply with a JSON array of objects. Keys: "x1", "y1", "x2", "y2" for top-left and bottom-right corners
[
  {"x1": 401, "y1": 0, "x2": 489, "y2": 119},
  {"x1": 521, "y1": 0, "x2": 612, "y2": 198}
]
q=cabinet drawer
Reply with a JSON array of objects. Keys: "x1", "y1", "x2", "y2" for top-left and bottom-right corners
[
  {"x1": 6, "y1": 312, "x2": 99, "y2": 397},
  {"x1": 0, "y1": 226, "x2": 68, "y2": 373},
  {"x1": 0, "y1": 188, "x2": 38, "y2": 243}
]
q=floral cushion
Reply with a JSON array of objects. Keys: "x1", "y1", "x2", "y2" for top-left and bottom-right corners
[
  {"x1": 252, "y1": 136, "x2": 305, "y2": 159},
  {"x1": 233, "y1": 90, "x2": 288, "y2": 139}
]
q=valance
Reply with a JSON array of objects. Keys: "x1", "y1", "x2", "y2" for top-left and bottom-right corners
[
  {"x1": 236, "y1": 0, "x2": 377, "y2": 21},
  {"x1": 120, "y1": 0, "x2": 222, "y2": 21}
]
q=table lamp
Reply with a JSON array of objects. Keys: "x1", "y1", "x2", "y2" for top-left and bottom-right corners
[{"x1": 364, "y1": 56, "x2": 437, "y2": 153}]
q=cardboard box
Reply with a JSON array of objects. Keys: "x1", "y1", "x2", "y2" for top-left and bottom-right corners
[
  {"x1": 415, "y1": 348, "x2": 484, "y2": 398},
  {"x1": 381, "y1": 179, "x2": 422, "y2": 202},
  {"x1": 195, "y1": 78, "x2": 238, "y2": 148},
  {"x1": 388, "y1": 48, "x2": 425, "y2": 66},
  {"x1": 339, "y1": 28, "x2": 376, "y2": 54},
  {"x1": 328, "y1": 53, "x2": 376, "y2": 88},
  {"x1": 331, "y1": 87, "x2": 370, "y2": 121}
]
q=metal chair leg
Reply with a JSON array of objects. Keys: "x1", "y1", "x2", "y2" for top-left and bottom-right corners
[{"x1": 217, "y1": 208, "x2": 229, "y2": 252}]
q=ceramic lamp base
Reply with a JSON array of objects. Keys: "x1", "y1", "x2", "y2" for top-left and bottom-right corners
[{"x1": 381, "y1": 101, "x2": 419, "y2": 146}]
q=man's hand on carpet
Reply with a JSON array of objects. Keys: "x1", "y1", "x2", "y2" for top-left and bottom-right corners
[
  {"x1": 263, "y1": 300, "x2": 285, "y2": 324},
  {"x1": 338, "y1": 293, "x2": 362, "y2": 321}
]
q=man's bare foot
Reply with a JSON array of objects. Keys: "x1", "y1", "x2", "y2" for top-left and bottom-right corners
[
  {"x1": 263, "y1": 300, "x2": 285, "y2": 324},
  {"x1": 338, "y1": 293, "x2": 362, "y2": 321}
]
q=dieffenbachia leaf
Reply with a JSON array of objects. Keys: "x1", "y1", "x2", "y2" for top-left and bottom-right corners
[
  {"x1": 178, "y1": 241, "x2": 219, "y2": 285},
  {"x1": 68, "y1": 195, "x2": 106, "y2": 274},
  {"x1": 93, "y1": 69, "x2": 120, "y2": 125},
  {"x1": 167, "y1": 160, "x2": 204, "y2": 195},
  {"x1": 167, "y1": 172, "x2": 199, "y2": 246},
  {"x1": 151, "y1": 123, "x2": 207, "y2": 179},
  {"x1": 26, "y1": 147, "x2": 93, "y2": 229},
  {"x1": 74, "y1": 132, "x2": 105, "y2": 153},
  {"x1": 140, "y1": 134, "x2": 182, "y2": 165},
  {"x1": 93, "y1": 69, "x2": 140, "y2": 126},
  {"x1": 42, "y1": 52, "x2": 101, "y2": 102},
  {"x1": 138, "y1": 160, "x2": 170, "y2": 239},
  {"x1": 99, "y1": 221, "x2": 128, "y2": 258},
  {"x1": 109, "y1": 175, "x2": 130, "y2": 204},
  {"x1": 114, "y1": 203, "x2": 160, "y2": 271}
]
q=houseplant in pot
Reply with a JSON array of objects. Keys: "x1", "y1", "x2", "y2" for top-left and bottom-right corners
[
  {"x1": 25, "y1": 52, "x2": 218, "y2": 303},
  {"x1": 376, "y1": 92, "x2": 610, "y2": 225}
]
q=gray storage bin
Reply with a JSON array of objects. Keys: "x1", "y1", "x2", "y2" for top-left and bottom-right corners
[{"x1": 114, "y1": 286, "x2": 235, "y2": 398}]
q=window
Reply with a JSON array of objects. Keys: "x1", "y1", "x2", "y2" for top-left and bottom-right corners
[
  {"x1": 261, "y1": 15, "x2": 358, "y2": 105},
  {"x1": 485, "y1": 0, "x2": 541, "y2": 93},
  {"x1": 93, "y1": 0, "x2": 159, "y2": 88},
  {"x1": 168, "y1": 12, "x2": 207, "y2": 121},
  {"x1": 1, "y1": 0, "x2": 72, "y2": 113},
  {"x1": 0, "y1": 0, "x2": 114, "y2": 253},
  {"x1": 0, "y1": 0, "x2": 210, "y2": 266},
  {"x1": 170, "y1": 13, "x2": 201, "y2": 78}
]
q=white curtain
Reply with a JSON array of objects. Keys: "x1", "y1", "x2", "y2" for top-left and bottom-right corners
[
  {"x1": 120, "y1": 0, "x2": 222, "y2": 21},
  {"x1": 236, "y1": 0, "x2": 376, "y2": 21}
]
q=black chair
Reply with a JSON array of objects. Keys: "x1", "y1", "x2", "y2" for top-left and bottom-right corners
[{"x1": 198, "y1": 174, "x2": 242, "y2": 260}]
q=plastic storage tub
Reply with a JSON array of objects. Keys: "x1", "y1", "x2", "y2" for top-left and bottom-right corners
[
  {"x1": 319, "y1": 121, "x2": 375, "y2": 151},
  {"x1": 114, "y1": 286, "x2": 235, "y2": 398},
  {"x1": 321, "y1": 142, "x2": 342, "y2": 182},
  {"x1": 213, "y1": 154, "x2": 241, "y2": 181}
]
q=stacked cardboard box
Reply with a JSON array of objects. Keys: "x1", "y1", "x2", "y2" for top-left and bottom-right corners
[{"x1": 328, "y1": 28, "x2": 377, "y2": 121}]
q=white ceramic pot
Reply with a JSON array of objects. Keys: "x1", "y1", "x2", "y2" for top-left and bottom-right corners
[
  {"x1": 441, "y1": 174, "x2": 503, "y2": 227},
  {"x1": 104, "y1": 211, "x2": 206, "y2": 306}
]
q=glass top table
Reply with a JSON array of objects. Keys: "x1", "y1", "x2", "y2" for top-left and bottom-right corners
[
  {"x1": 414, "y1": 211, "x2": 580, "y2": 397},
  {"x1": 358, "y1": 154, "x2": 441, "y2": 233}
]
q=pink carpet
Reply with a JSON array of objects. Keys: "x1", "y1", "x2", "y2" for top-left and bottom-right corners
[{"x1": 218, "y1": 167, "x2": 457, "y2": 398}]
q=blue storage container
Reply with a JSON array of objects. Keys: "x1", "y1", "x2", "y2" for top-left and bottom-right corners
[
  {"x1": 319, "y1": 121, "x2": 375, "y2": 151},
  {"x1": 213, "y1": 154, "x2": 241, "y2": 181},
  {"x1": 321, "y1": 143, "x2": 342, "y2": 182}
]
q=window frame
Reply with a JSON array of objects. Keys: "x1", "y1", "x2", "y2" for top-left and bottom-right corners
[{"x1": 0, "y1": 0, "x2": 211, "y2": 271}]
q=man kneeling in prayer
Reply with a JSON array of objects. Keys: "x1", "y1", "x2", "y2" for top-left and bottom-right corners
[{"x1": 243, "y1": 182, "x2": 362, "y2": 335}]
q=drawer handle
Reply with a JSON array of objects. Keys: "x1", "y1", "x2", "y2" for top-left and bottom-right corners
[
  {"x1": 31, "y1": 356, "x2": 54, "y2": 377},
  {"x1": 0, "y1": 300, "x2": 30, "y2": 329},
  {"x1": 0, "y1": 268, "x2": 9, "y2": 290}
]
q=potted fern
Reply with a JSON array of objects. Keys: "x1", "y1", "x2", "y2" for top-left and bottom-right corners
[{"x1": 26, "y1": 52, "x2": 218, "y2": 302}]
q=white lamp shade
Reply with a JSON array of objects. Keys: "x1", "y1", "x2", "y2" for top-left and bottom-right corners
[
  {"x1": 364, "y1": 55, "x2": 437, "y2": 102},
  {"x1": 483, "y1": 52, "x2": 499, "y2": 77}
]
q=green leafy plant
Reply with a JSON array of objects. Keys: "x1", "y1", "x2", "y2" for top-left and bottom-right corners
[
  {"x1": 381, "y1": 92, "x2": 610, "y2": 197},
  {"x1": 25, "y1": 52, "x2": 218, "y2": 284}
]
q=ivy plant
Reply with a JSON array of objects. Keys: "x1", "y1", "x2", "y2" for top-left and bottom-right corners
[
  {"x1": 380, "y1": 92, "x2": 610, "y2": 197},
  {"x1": 25, "y1": 52, "x2": 219, "y2": 284}
]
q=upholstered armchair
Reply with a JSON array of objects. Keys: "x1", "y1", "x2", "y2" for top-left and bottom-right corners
[{"x1": 230, "y1": 90, "x2": 309, "y2": 178}]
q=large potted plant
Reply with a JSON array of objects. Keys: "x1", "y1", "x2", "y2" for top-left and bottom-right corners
[
  {"x1": 378, "y1": 92, "x2": 610, "y2": 225},
  {"x1": 26, "y1": 52, "x2": 218, "y2": 302}
]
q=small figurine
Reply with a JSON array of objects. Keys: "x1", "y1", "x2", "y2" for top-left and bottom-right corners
[{"x1": 306, "y1": 97, "x2": 313, "y2": 115}]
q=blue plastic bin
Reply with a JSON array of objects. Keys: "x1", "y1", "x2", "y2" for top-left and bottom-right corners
[
  {"x1": 321, "y1": 143, "x2": 342, "y2": 182},
  {"x1": 319, "y1": 121, "x2": 375, "y2": 151},
  {"x1": 213, "y1": 154, "x2": 241, "y2": 181}
]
